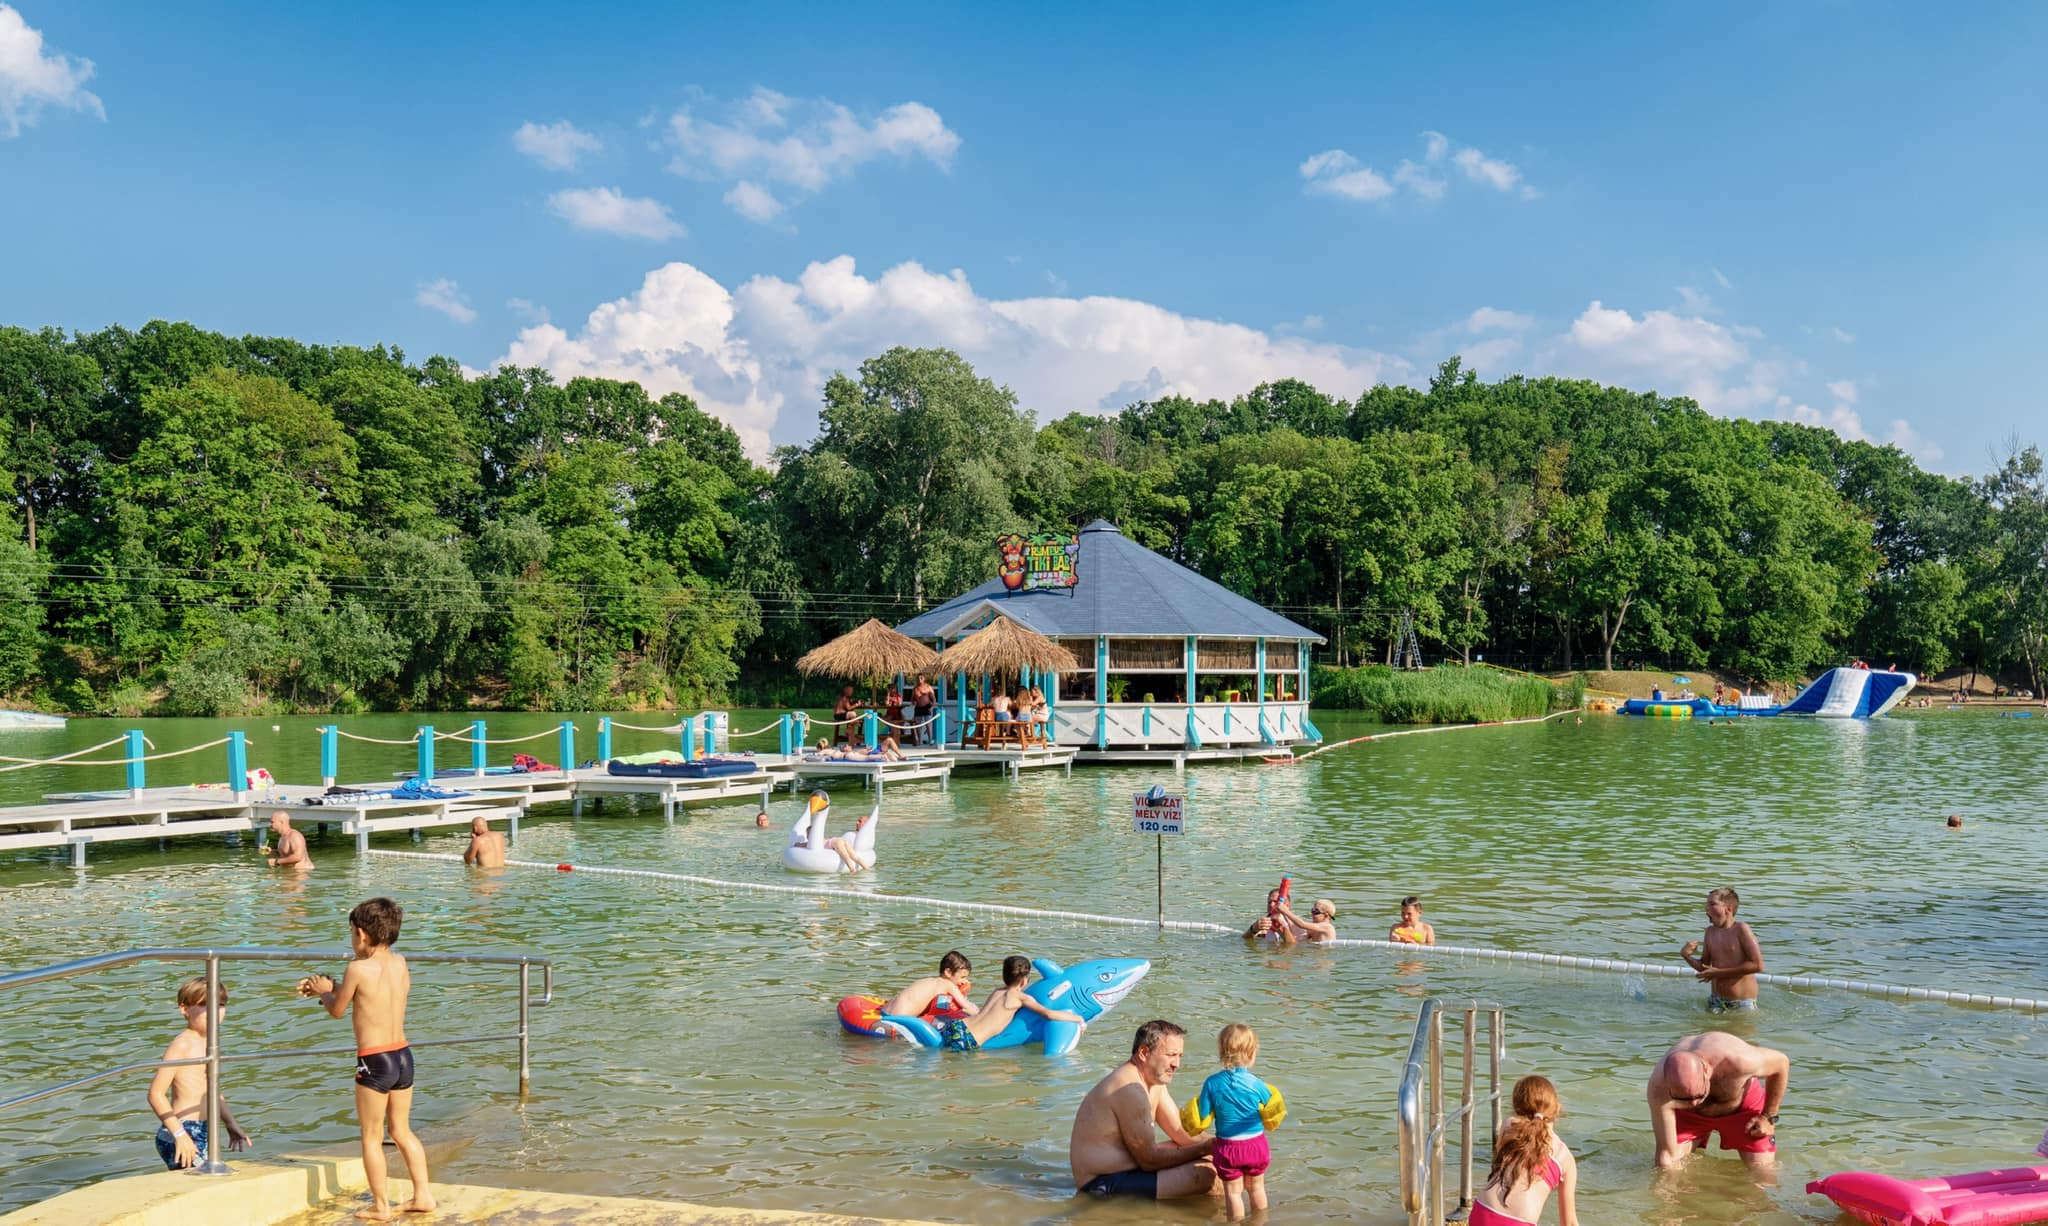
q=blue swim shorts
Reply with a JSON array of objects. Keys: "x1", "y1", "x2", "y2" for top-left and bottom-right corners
[
  {"x1": 937, "y1": 1019, "x2": 980, "y2": 1052},
  {"x1": 154, "y1": 1120, "x2": 208, "y2": 1170}
]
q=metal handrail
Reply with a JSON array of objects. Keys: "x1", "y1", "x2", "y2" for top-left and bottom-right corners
[
  {"x1": 1398, "y1": 998, "x2": 1506, "y2": 1226},
  {"x1": 0, "y1": 946, "x2": 554, "y2": 1176}
]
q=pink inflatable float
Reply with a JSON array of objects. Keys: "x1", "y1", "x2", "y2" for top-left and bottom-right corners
[{"x1": 1808, "y1": 1164, "x2": 2048, "y2": 1226}]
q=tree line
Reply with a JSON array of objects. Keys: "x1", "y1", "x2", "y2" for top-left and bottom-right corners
[{"x1": 1, "y1": 322, "x2": 2043, "y2": 715}]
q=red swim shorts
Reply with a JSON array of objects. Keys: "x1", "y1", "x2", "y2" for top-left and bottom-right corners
[
  {"x1": 1673, "y1": 1078, "x2": 1775, "y2": 1154},
  {"x1": 1212, "y1": 1134, "x2": 1271, "y2": 1181}
]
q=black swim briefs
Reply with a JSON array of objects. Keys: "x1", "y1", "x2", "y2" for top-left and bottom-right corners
[
  {"x1": 354, "y1": 1045, "x2": 415, "y2": 1093},
  {"x1": 1080, "y1": 1168, "x2": 1157, "y2": 1199}
]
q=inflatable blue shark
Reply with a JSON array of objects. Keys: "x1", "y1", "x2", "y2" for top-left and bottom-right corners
[{"x1": 867, "y1": 956, "x2": 1150, "y2": 1055}]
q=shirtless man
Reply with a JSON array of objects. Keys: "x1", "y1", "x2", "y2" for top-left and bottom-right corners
[
  {"x1": 1069, "y1": 1019, "x2": 1217, "y2": 1200},
  {"x1": 1647, "y1": 1032, "x2": 1789, "y2": 1170},
  {"x1": 880, "y1": 951, "x2": 978, "y2": 1020},
  {"x1": 265, "y1": 812, "x2": 313, "y2": 873},
  {"x1": 1680, "y1": 887, "x2": 1763, "y2": 1011},
  {"x1": 461, "y1": 816, "x2": 506, "y2": 868},
  {"x1": 933, "y1": 955, "x2": 1084, "y2": 1051}
]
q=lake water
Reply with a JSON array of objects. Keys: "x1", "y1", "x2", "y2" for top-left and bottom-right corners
[{"x1": 1, "y1": 709, "x2": 2044, "y2": 1223}]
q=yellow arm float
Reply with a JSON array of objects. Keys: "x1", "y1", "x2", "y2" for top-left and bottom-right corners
[
  {"x1": 1180, "y1": 1095, "x2": 1214, "y2": 1135},
  {"x1": 1259, "y1": 1083, "x2": 1287, "y2": 1130}
]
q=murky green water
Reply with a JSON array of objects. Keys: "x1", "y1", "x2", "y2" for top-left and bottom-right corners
[{"x1": 2, "y1": 710, "x2": 2044, "y2": 1223}]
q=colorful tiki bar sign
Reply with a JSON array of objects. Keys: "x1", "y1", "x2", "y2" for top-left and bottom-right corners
[{"x1": 996, "y1": 532, "x2": 1081, "y2": 591}]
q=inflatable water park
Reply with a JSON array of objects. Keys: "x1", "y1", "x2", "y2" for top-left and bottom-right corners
[{"x1": 1621, "y1": 666, "x2": 1916, "y2": 720}]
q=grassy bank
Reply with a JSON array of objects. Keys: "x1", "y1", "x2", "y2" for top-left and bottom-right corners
[{"x1": 1311, "y1": 664, "x2": 1569, "y2": 725}]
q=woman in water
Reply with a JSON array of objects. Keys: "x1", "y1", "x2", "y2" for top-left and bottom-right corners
[{"x1": 1470, "y1": 1075, "x2": 1578, "y2": 1226}]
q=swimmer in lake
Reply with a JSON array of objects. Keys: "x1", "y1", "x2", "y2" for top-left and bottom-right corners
[{"x1": 1680, "y1": 887, "x2": 1762, "y2": 1012}]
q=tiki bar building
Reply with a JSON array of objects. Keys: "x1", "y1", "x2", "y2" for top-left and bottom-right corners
[{"x1": 896, "y1": 520, "x2": 1325, "y2": 760}]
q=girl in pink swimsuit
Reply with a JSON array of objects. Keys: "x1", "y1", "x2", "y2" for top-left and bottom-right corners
[{"x1": 1470, "y1": 1075, "x2": 1579, "y2": 1226}]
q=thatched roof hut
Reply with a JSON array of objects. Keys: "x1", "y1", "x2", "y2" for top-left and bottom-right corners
[
  {"x1": 795, "y1": 618, "x2": 941, "y2": 681},
  {"x1": 934, "y1": 615, "x2": 1073, "y2": 677}
]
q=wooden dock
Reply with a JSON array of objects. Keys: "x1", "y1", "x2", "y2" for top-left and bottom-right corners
[
  {"x1": 768, "y1": 753, "x2": 954, "y2": 795},
  {"x1": 935, "y1": 744, "x2": 1078, "y2": 781}
]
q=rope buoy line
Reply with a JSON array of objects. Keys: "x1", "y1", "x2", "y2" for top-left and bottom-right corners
[
  {"x1": 1287, "y1": 709, "x2": 1573, "y2": 761},
  {"x1": 368, "y1": 850, "x2": 2045, "y2": 1013}
]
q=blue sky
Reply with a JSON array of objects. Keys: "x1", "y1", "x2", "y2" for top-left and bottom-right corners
[{"x1": 2, "y1": 2, "x2": 2043, "y2": 468}]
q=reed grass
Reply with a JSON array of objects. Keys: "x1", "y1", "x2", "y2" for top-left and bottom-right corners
[{"x1": 1310, "y1": 664, "x2": 1561, "y2": 724}]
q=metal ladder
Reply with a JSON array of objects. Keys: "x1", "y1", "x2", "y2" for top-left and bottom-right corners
[
  {"x1": 1396, "y1": 608, "x2": 1425, "y2": 670},
  {"x1": 0, "y1": 945, "x2": 554, "y2": 1175},
  {"x1": 1399, "y1": 998, "x2": 1507, "y2": 1225}
]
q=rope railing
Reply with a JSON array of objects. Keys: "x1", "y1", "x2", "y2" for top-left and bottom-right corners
[
  {"x1": 729, "y1": 719, "x2": 785, "y2": 739},
  {"x1": 878, "y1": 712, "x2": 941, "y2": 732},
  {"x1": 432, "y1": 727, "x2": 469, "y2": 741},
  {"x1": 606, "y1": 719, "x2": 682, "y2": 734},
  {"x1": 0, "y1": 733, "x2": 131, "y2": 766},
  {"x1": 1292, "y1": 710, "x2": 1569, "y2": 761},
  {"x1": 363, "y1": 850, "x2": 2048, "y2": 1014},
  {"x1": 0, "y1": 735, "x2": 235, "y2": 774}
]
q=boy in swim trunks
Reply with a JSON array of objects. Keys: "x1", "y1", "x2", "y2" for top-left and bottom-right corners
[
  {"x1": 1390, "y1": 896, "x2": 1436, "y2": 945},
  {"x1": 936, "y1": 955, "x2": 1085, "y2": 1051},
  {"x1": 299, "y1": 897, "x2": 434, "y2": 1221},
  {"x1": 1680, "y1": 887, "x2": 1763, "y2": 1011},
  {"x1": 145, "y1": 976, "x2": 253, "y2": 1169}
]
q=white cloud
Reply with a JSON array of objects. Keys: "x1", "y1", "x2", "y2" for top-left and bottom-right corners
[
  {"x1": 506, "y1": 297, "x2": 548, "y2": 323},
  {"x1": 0, "y1": 4, "x2": 103, "y2": 137},
  {"x1": 1676, "y1": 285, "x2": 1716, "y2": 315},
  {"x1": 415, "y1": 278, "x2": 476, "y2": 323},
  {"x1": 513, "y1": 119, "x2": 602, "y2": 170},
  {"x1": 1712, "y1": 267, "x2": 1734, "y2": 290},
  {"x1": 1299, "y1": 149, "x2": 1393, "y2": 201},
  {"x1": 1822, "y1": 325, "x2": 1856, "y2": 344},
  {"x1": 547, "y1": 187, "x2": 685, "y2": 240},
  {"x1": 723, "y1": 180, "x2": 783, "y2": 223},
  {"x1": 1465, "y1": 307, "x2": 1534, "y2": 333},
  {"x1": 667, "y1": 87, "x2": 959, "y2": 222},
  {"x1": 494, "y1": 256, "x2": 1408, "y2": 457},
  {"x1": 1825, "y1": 379, "x2": 1858, "y2": 405},
  {"x1": 1303, "y1": 131, "x2": 1534, "y2": 205},
  {"x1": 1452, "y1": 146, "x2": 1523, "y2": 194}
]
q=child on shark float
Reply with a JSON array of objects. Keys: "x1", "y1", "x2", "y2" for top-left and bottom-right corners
[{"x1": 838, "y1": 957, "x2": 1150, "y2": 1055}]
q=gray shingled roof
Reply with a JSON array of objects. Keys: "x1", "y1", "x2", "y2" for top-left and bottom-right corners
[{"x1": 895, "y1": 520, "x2": 1326, "y2": 643}]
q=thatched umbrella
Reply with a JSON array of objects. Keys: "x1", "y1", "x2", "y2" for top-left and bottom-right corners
[
  {"x1": 795, "y1": 618, "x2": 940, "y2": 683},
  {"x1": 935, "y1": 615, "x2": 1072, "y2": 677}
]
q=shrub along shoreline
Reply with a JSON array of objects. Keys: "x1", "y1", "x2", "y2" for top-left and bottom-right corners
[{"x1": 1310, "y1": 664, "x2": 1574, "y2": 724}]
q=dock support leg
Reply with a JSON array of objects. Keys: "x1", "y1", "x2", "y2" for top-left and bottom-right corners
[
  {"x1": 573, "y1": 796, "x2": 584, "y2": 817},
  {"x1": 356, "y1": 826, "x2": 369, "y2": 855},
  {"x1": 1175, "y1": 755, "x2": 1185, "y2": 775},
  {"x1": 664, "y1": 796, "x2": 675, "y2": 824},
  {"x1": 509, "y1": 811, "x2": 520, "y2": 842},
  {"x1": 71, "y1": 838, "x2": 87, "y2": 869}
]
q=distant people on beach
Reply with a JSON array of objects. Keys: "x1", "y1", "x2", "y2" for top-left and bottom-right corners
[
  {"x1": 1648, "y1": 1033, "x2": 1788, "y2": 1171},
  {"x1": 1185, "y1": 1023, "x2": 1284, "y2": 1220},
  {"x1": 146, "y1": 976, "x2": 253, "y2": 1170},
  {"x1": 461, "y1": 816, "x2": 505, "y2": 868},
  {"x1": 1069, "y1": 1019, "x2": 1216, "y2": 1200},
  {"x1": 265, "y1": 812, "x2": 313, "y2": 873},
  {"x1": 1679, "y1": 887, "x2": 1762, "y2": 1012},
  {"x1": 1472, "y1": 1075, "x2": 1578, "y2": 1226},
  {"x1": 299, "y1": 898, "x2": 435, "y2": 1219},
  {"x1": 881, "y1": 951, "x2": 977, "y2": 1019},
  {"x1": 1390, "y1": 896, "x2": 1436, "y2": 945}
]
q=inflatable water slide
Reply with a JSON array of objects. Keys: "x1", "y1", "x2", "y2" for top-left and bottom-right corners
[{"x1": 1621, "y1": 666, "x2": 1915, "y2": 720}]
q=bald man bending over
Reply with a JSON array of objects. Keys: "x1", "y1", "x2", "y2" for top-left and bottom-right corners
[
  {"x1": 462, "y1": 816, "x2": 506, "y2": 867},
  {"x1": 1648, "y1": 1032, "x2": 1789, "y2": 1170}
]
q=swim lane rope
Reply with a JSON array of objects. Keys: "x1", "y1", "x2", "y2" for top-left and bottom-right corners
[
  {"x1": 366, "y1": 850, "x2": 2045, "y2": 1013},
  {"x1": 1289, "y1": 709, "x2": 1573, "y2": 761}
]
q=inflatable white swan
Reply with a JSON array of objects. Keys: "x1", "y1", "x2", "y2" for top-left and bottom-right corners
[{"x1": 783, "y1": 791, "x2": 878, "y2": 874}]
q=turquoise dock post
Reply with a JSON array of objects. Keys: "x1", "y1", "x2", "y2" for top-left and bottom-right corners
[
  {"x1": 1256, "y1": 638, "x2": 1267, "y2": 741},
  {"x1": 319, "y1": 725, "x2": 338, "y2": 788},
  {"x1": 1184, "y1": 634, "x2": 1196, "y2": 712},
  {"x1": 1258, "y1": 710, "x2": 1273, "y2": 743},
  {"x1": 1142, "y1": 705, "x2": 1152, "y2": 737},
  {"x1": 777, "y1": 714, "x2": 791, "y2": 756},
  {"x1": 557, "y1": 721, "x2": 575, "y2": 772},
  {"x1": 680, "y1": 716, "x2": 697, "y2": 763},
  {"x1": 863, "y1": 709, "x2": 878, "y2": 749},
  {"x1": 1186, "y1": 708, "x2": 1202, "y2": 749},
  {"x1": 598, "y1": 718, "x2": 613, "y2": 764},
  {"x1": 1095, "y1": 709, "x2": 1107, "y2": 749},
  {"x1": 472, "y1": 720, "x2": 488, "y2": 776},
  {"x1": 701, "y1": 717, "x2": 716, "y2": 757},
  {"x1": 227, "y1": 732, "x2": 248, "y2": 797},
  {"x1": 417, "y1": 726, "x2": 435, "y2": 783},
  {"x1": 1045, "y1": 673, "x2": 1057, "y2": 744},
  {"x1": 126, "y1": 730, "x2": 146, "y2": 796},
  {"x1": 935, "y1": 709, "x2": 948, "y2": 746}
]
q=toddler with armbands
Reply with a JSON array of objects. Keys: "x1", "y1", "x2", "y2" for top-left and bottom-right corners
[{"x1": 1181, "y1": 1023, "x2": 1285, "y2": 1220}]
